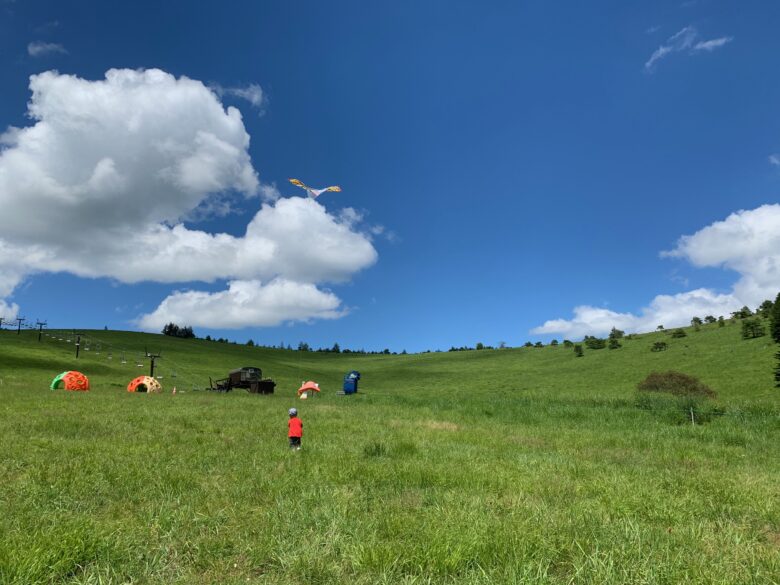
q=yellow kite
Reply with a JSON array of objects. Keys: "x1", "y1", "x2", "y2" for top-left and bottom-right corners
[{"x1": 289, "y1": 178, "x2": 342, "y2": 199}]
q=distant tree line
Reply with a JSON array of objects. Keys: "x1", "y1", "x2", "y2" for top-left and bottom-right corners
[
  {"x1": 159, "y1": 295, "x2": 780, "y2": 367},
  {"x1": 161, "y1": 322, "x2": 195, "y2": 339}
]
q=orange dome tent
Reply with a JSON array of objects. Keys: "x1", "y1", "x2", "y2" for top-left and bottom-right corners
[
  {"x1": 50, "y1": 371, "x2": 90, "y2": 391},
  {"x1": 127, "y1": 376, "x2": 162, "y2": 393},
  {"x1": 297, "y1": 381, "x2": 320, "y2": 396}
]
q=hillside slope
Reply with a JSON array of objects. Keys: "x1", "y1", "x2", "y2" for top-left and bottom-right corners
[
  {"x1": 1, "y1": 323, "x2": 778, "y2": 584},
  {"x1": 2, "y1": 320, "x2": 777, "y2": 406}
]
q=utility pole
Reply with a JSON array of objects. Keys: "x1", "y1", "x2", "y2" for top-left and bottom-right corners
[
  {"x1": 36, "y1": 320, "x2": 47, "y2": 342},
  {"x1": 75, "y1": 334, "x2": 81, "y2": 358},
  {"x1": 145, "y1": 350, "x2": 161, "y2": 378},
  {"x1": 16, "y1": 316, "x2": 25, "y2": 335}
]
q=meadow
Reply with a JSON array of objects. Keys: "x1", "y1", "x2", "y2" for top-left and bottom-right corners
[{"x1": 1, "y1": 322, "x2": 779, "y2": 584}]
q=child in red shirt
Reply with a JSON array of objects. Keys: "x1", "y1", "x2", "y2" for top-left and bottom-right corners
[{"x1": 288, "y1": 408, "x2": 303, "y2": 450}]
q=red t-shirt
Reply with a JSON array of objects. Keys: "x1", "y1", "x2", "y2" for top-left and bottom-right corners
[{"x1": 288, "y1": 417, "x2": 303, "y2": 437}]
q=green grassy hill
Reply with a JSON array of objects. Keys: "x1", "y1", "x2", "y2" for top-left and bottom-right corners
[{"x1": 1, "y1": 323, "x2": 778, "y2": 584}]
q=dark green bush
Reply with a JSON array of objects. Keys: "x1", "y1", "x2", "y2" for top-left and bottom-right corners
[
  {"x1": 650, "y1": 341, "x2": 668, "y2": 352},
  {"x1": 671, "y1": 329, "x2": 687, "y2": 338},
  {"x1": 584, "y1": 336, "x2": 606, "y2": 350},
  {"x1": 637, "y1": 371, "x2": 716, "y2": 398},
  {"x1": 741, "y1": 318, "x2": 766, "y2": 339}
]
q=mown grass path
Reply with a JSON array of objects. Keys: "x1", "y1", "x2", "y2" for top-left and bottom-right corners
[{"x1": 1, "y1": 325, "x2": 778, "y2": 583}]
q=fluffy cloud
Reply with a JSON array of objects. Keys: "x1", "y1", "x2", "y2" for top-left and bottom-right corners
[
  {"x1": 532, "y1": 205, "x2": 780, "y2": 338},
  {"x1": 0, "y1": 299, "x2": 19, "y2": 321},
  {"x1": 137, "y1": 279, "x2": 344, "y2": 330},
  {"x1": 663, "y1": 204, "x2": 780, "y2": 305},
  {"x1": 0, "y1": 69, "x2": 377, "y2": 328},
  {"x1": 532, "y1": 289, "x2": 739, "y2": 339},
  {"x1": 645, "y1": 26, "x2": 732, "y2": 70}
]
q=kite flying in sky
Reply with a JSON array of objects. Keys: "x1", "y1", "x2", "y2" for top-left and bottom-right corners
[{"x1": 289, "y1": 178, "x2": 342, "y2": 199}]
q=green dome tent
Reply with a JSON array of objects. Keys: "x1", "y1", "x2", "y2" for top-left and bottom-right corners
[{"x1": 50, "y1": 371, "x2": 69, "y2": 390}]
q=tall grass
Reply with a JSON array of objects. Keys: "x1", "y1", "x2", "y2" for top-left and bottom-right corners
[{"x1": 1, "y1": 323, "x2": 778, "y2": 583}]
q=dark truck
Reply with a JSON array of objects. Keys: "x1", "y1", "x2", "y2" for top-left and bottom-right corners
[{"x1": 210, "y1": 366, "x2": 276, "y2": 394}]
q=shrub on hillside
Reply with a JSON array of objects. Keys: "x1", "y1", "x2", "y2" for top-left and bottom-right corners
[
  {"x1": 573, "y1": 344, "x2": 583, "y2": 357},
  {"x1": 741, "y1": 318, "x2": 766, "y2": 340},
  {"x1": 637, "y1": 371, "x2": 716, "y2": 398},
  {"x1": 608, "y1": 338, "x2": 621, "y2": 350},
  {"x1": 650, "y1": 341, "x2": 668, "y2": 352},
  {"x1": 584, "y1": 336, "x2": 606, "y2": 350},
  {"x1": 757, "y1": 299, "x2": 774, "y2": 317},
  {"x1": 670, "y1": 329, "x2": 687, "y2": 338}
]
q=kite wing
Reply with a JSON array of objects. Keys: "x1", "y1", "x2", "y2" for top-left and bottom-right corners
[{"x1": 289, "y1": 178, "x2": 311, "y2": 191}]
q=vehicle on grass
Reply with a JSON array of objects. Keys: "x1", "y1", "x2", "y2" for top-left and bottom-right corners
[{"x1": 209, "y1": 366, "x2": 276, "y2": 394}]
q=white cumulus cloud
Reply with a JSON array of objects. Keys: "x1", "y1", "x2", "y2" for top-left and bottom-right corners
[
  {"x1": 137, "y1": 279, "x2": 345, "y2": 330},
  {"x1": 663, "y1": 204, "x2": 780, "y2": 305},
  {"x1": 532, "y1": 204, "x2": 780, "y2": 338},
  {"x1": 0, "y1": 299, "x2": 20, "y2": 321},
  {"x1": 0, "y1": 69, "x2": 378, "y2": 329}
]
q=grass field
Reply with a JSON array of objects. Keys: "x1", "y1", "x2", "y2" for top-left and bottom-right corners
[{"x1": 1, "y1": 323, "x2": 779, "y2": 584}]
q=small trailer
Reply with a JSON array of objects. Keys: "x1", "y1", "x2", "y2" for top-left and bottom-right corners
[{"x1": 210, "y1": 366, "x2": 276, "y2": 394}]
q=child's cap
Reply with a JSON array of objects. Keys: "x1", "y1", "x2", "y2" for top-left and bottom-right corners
[{"x1": 288, "y1": 408, "x2": 298, "y2": 416}]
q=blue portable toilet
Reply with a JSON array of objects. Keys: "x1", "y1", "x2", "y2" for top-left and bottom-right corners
[{"x1": 343, "y1": 370, "x2": 361, "y2": 394}]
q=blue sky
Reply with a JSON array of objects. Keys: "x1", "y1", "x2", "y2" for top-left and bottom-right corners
[{"x1": 1, "y1": 0, "x2": 779, "y2": 352}]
